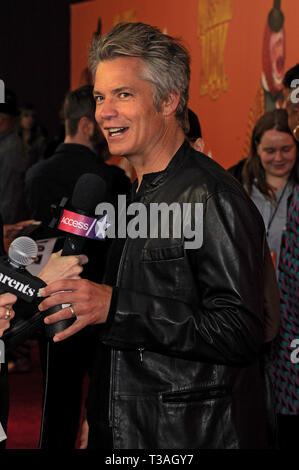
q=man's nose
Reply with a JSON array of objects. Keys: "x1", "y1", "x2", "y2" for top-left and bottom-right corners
[{"x1": 96, "y1": 98, "x2": 118, "y2": 121}]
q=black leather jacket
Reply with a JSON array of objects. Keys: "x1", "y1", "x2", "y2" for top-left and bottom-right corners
[{"x1": 101, "y1": 141, "x2": 269, "y2": 449}]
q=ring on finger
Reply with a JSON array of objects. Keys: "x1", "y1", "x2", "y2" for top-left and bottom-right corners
[
  {"x1": 69, "y1": 305, "x2": 76, "y2": 317},
  {"x1": 4, "y1": 308, "x2": 11, "y2": 320}
]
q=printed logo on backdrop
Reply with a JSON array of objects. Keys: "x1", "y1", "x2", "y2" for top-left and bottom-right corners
[
  {"x1": 112, "y1": 8, "x2": 136, "y2": 27},
  {"x1": 197, "y1": 0, "x2": 233, "y2": 100},
  {"x1": 0, "y1": 80, "x2": 4, "y2": 104},
  {"x1": 242, "y1": 0, "x2": 286, "y2": 158}
]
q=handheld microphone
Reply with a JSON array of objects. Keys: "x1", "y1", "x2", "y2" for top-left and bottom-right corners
[
  {"x1": 45, "y1": 173, "x2": 107, "y2": 337},
  {"x1": 1, "y1": 237, "x2": 47, "y2": 353},
  {"x1": 0, "y1": 236, "x2": 45, "y2": 301}
]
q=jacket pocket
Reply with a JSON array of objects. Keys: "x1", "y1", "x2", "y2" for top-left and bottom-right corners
[
  {"x1": 161, "y1": 386, "x2": 231, "y2": 404},
  {"x1": 140, "y1": 244, "x2": 187, "y2": 298},
  {"x1": 142, "y1": 243, "x2": 184, "y2": 262}
]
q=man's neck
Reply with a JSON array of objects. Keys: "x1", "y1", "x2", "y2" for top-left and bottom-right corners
[
  {"x1": 64, "y1": 134, "x2": 93, "y2": 151},
  {"x1": 23, "y1": 128, "x2": 31, "y2": 141},
  {"x1": 0, "y1": 124, "x2": 14, "y2": 135},
  {"x1": 129, "y1": 125, "x2": 185, "y2": 190}
]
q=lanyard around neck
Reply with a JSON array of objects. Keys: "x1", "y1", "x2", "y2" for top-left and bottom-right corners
[{"x1": 266, "y1": 182, "x2": 289, "y2": 237}]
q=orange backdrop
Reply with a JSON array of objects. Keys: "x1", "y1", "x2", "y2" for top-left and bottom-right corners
[{"x1": 71, "y1": 0, "x2": 299, "y2": 170}]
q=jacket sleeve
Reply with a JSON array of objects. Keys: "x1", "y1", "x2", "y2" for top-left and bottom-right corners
[{"x1": 102, "y1": 191, "x2": 266, "y2": 366}]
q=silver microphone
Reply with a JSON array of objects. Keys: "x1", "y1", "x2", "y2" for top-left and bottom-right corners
[{"x1": 8, "y1": 236, "x2": 38, "y2": 268}]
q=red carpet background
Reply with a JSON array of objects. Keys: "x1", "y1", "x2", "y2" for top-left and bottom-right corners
[
  {"x1": 6, "y1": 342, "x2": 43, "y2": 449},
  {"x1": 5, "y1": 341, "x2": 87, "y2": 449}
]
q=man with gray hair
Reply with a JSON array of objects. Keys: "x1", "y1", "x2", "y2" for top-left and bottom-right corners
[{"x1": 39, "y1": 22, "x2": 271, "y2": 449}]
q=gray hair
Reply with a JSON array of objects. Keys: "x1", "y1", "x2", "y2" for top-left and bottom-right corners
[{"x1": 89, "y1": 22, "x2": 190, "y2": 133}]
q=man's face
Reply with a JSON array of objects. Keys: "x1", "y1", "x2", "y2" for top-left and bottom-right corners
[
  {"x1": 94, "y1": 57, "x2": 166, "y2": 160},
  {"x1": 0, "y1": 113, "x2": 14, "y2": 133}
]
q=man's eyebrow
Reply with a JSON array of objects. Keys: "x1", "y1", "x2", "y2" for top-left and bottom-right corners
[
  {"x1": 112, "y1": 86, "x2": 134, "y2": 93},
  {"x1": 93, "y1": 86, "x2": 134, "y2": 96}
]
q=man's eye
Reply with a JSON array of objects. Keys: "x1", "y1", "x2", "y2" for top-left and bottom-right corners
[
  {"x1": 119, "y1": 92, "x2": 130, "y2": 99},
  {"x1": 95, "y1": 95, "x2": 104, "y2": 103}
]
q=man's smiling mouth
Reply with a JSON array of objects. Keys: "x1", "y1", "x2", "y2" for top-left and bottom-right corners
[{"x1": 107, "y1": 127, "x2": 129, "y2": 137}]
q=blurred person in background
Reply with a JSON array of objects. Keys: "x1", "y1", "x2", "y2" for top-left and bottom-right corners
[
  {"x1": 229, "y1": 64, "x2": 299, "y2": 183},
  {"x1": 242, "y1": 108, "x2": 299, "y2": 449},
  {"x1": 242, "y1": 109, "x2": 298, "y2": 276},
  {"x1": 270, "y1": 81, "x2": 299, "y2": 450},
  {"x1": 0, "y1": 89, "x2": 29, "y2": 224},
  {"x1": 17, "y1": 103, "x2": 48, "y2": 167}
]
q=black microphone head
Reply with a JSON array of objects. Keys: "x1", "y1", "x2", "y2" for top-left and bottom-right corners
[{"x1": 71, "y1": 173, "x2": 107, "y2": 213}]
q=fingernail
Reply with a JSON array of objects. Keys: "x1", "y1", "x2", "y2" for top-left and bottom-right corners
[{"x1": 37, "y1": 289, "x2": 44, "y2": 297}]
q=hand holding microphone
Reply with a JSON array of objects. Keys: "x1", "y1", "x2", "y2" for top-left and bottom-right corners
[
  {"x1": 0, "y1": 293, "x2": 17, "y2": 338},
  {"x1": 0, "y1": 235, "x2": 47, "y2": 351},
  {"x1": 38, "y1": 250, "x2": 88, "y2": 284},
  {"x1": 0, "y1": 234, "x2": 88, "y2": 349},
  {"x1": 38, "y1": 279, "x2": 113, "y2": 343},
  {"x1": 43, "y1": 173, "x2": 107, "y2": 338},
  {"x1": 0, "y1": 236, "x2": 45, "y2": 301},
  {"x1": 1, "y1": 172, "x2": 109, "y2": 341},
  {"x1": 0, "y1": 232, "x2": 32, "y2": 337}
]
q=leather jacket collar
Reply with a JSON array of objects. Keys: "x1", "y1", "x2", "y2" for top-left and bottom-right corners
[{"x1": 132, "y1": 140, "x2": 189, "y2": 201}]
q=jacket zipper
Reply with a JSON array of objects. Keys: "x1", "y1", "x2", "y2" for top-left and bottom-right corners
[
  {"x1": 108, "y1": 237, "x2": 130, "y2": 428},
  {"x1": 108, "y1": 349, "x2": 116, "y2": 428},
  {"x1": 138, "y1": 347, "x2": 145, "y2": 363},
  {"x1": 161, "y1": 385, "x2": 231, "y2": 403},
  {"x1": 108, "y1": 194, "x2": 147, "y2": 428}
]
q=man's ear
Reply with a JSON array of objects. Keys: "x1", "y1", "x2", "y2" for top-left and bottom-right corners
[
  {"x1": 161, "y1": 92, "x2": 180, "y2": 117},
  {"x1": 79, "y1": 116, "x2": 94, "y2": 136}
]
